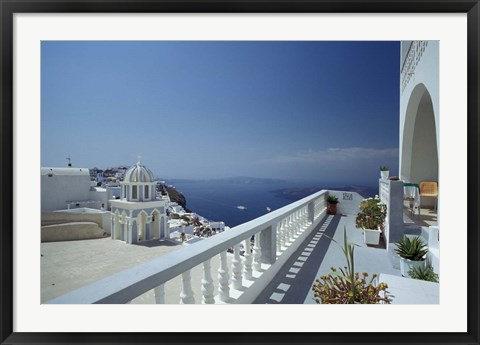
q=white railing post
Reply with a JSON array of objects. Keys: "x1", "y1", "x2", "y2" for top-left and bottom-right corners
[
  {"x1": 253, "y1": 232, "x2": 262, "y2": 272},
  {"x1": 179, "y1": 270, "x2": 195, "y2": 304},
  {"x1": 231, "y1": 244, "x2": 244, "y2": 290},
  {"x1": 295, "y1": 211, "x2": 301, "y2": 235},
  {"x1": 243, "y1": 238, "x2": 253, "y2": 280},
  {"x1": 284, "y1": 216, "x2": 290, "y2": 242},
  {"x1": 280, "y1": 218, "x2": 287, "y2": 249},
  {"x1": 154, "y1": 284, "x2": 165, "y2": 304},
  {"x1": 217, "y1": 251, "x2": 230, "y2": 302},
  {"x1": 289, "y1": 215, "x2": 295, "y2": 239},
  {"x1": 201, "y1": 259, "x2": 215, "y2": 304},
  {"x1": 308, "y1": 201, "x2": 315, "y2": 224},
  {"x1": 276, "y1": 222, "x2": 282, "y2": 255}
]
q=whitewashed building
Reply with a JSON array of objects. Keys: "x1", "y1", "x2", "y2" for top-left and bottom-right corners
[
  {"x1": 399, "y1": 41, "x2": 439, "y2": 191},
  {"x1": 110, "y1": 161, "x2": 169, "y2": 244},
  {"x1": 41, "y1": 167, "x2": 112, "y2": 211}
]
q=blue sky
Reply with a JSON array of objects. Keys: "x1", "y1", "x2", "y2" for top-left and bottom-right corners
[{"x1": 41, "y1": 41, "x2": 400, "y2": 185}]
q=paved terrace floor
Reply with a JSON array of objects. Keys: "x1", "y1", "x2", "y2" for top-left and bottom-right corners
[
  {"x1": 403, "y1": 203, "x2": 438, "y2": 227},
  {"x1": 41, "y1": 237, "x2": 234, "y2": 304}
]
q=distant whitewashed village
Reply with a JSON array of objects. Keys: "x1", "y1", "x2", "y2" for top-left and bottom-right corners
[{"x1": 42, "y1": 159, "x2": 227, "y2": 244}]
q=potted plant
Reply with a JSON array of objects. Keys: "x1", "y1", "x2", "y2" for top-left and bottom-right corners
[
  {"x1": 394, "y1": 235, "x2": 428, "y2": 277},
  {"x1": 355, "y1": 198, "x2": 387, "y2": 245},
  {"x1": 408, "y1": 263, "x2": 439, "y2": 283},
  {"x1": 380, "y1": 166, "x2": 389, "y2": 179},
  {"x1": 327, "y1": 195, "x2": 339, "y2": 215},
  {"x1": 312, "y1": 227, "x2": 391, "y2": 304}
]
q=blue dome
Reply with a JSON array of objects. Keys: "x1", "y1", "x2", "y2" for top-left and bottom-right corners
[{"x1": 124, "y1": 163, "x2": 155, "y2": 183}]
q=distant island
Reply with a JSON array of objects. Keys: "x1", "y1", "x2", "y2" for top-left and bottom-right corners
[
  {"x1": 167, "y1": 176, "x2": 287, "y2": 185},
  {"x1": 271, "y1": 185, "x2": 377, "y2": 201}
]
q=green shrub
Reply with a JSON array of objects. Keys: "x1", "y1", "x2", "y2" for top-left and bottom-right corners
[
  {"x1": 355, "y1": 198, "x2": 387, "y2": 230},
  {"x1": 408, "y1": 264, "x2": 439, "y2": 282}
]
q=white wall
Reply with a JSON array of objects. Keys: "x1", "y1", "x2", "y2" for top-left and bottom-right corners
[
  {"x1": 399, "y1": 41, "x2": 439, "y2": 182},
  {"x1": 41, "y1": 167, "x2": 114, "y2": 212},
  {"x1": 41, "y1": 168, "x2": 92, "y2": 211}
]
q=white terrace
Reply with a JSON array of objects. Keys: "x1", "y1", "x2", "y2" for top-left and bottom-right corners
[{"x1": 44, "y1": 183, "x2": 439, "y2": 305}]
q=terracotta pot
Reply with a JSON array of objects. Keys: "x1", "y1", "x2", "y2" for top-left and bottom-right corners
[{"x1": 327, "y1": 203, "x2": 337, "y2": 215}]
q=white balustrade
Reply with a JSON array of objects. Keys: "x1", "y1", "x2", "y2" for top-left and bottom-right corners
[
  {"x1": 295, "y1": 211, "x2": 301, "y2": 235},
  {"x1": 180, "y1": 270, "x2": 195, "y2": 304},
  {"x1": 280, "y1": 218, "x2": 287, "y2": 249},
  {"x1": 289, "y1": 215, "x2": 295, "y2": 239},
  {"x1": 218, "y1": 251, "x2": 230, "y2": 302},
  {"x1": 46, "y1": 190, "x2": 329, "y2": 305},
  {"x1": 201, "y1": 259, "x2": 215, "y2": 304},
  {"x1": 154, "y1": 284, "x2": 165, "y2": 304},
  {"x1": 231, "y1": 244, "x2": 243, "y2": 289},
  {"x1": 243, "y1": 238, "x2": 253, "y2": 280},
  {"x1": 276, "y1": 223, "x2": 282, "y2": 255},
  {"x1": 292, "y1": 212, "x2": 298, "y2": 236},
  {"x1": 252, "y1": 232, "x2": 262, "y2": 272}
]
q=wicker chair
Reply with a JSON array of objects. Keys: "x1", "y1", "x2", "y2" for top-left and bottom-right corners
[{"x1": 419, "y1": 181, "x2": 438, "y2": 211}]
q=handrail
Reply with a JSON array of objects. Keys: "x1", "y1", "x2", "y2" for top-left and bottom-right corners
[{"x1": 47, "y1": 189, "x2": 327, "y2": 304}]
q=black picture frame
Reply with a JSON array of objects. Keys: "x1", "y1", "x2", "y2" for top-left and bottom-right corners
[{"x1": 1, "y1": 1, "x2": 479, "y2": 344}]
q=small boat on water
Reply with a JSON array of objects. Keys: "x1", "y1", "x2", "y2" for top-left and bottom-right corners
[
  {"x1": 266, "y1": 207, "x2": 272, "y2": 212},
  {"x1": 237, "y1": 205, "x2": 247, "y2": 210}
]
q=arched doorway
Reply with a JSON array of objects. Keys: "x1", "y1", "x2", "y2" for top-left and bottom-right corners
[{"x1": 401, "y1": 83, "x2": 438, "y2": 184}]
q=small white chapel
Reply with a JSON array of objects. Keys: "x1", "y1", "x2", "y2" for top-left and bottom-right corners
[{"x1": 110, "y1": 159, "x2": 169, "y2": 244}]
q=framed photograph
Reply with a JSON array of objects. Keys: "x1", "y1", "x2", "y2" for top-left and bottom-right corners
[{"x1": 1, "y1": 1, "x2": 479, "y2": 344}]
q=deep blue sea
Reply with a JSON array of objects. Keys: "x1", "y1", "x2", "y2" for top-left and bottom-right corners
[{"x1": 167, "y1": 179, "x2": 377, "y2": 228}]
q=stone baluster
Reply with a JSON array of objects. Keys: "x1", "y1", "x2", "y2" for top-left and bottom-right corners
[
  {"x1": 218, "y1": 251, "x2": 230, "y2": 302},
  {"x1": 289, "y1": 214, "x2": 295, "y2": 239},
  {"x1": 201, "y1": 259, "x2": 215, "y2": 304},
  {"x1": 300, "y1": 209, "x2": 305, "y2": 230},
  {"x1": 253, "y1": 232, "x2": 262, "y2": 272},
  {"x1": 285, "y1": 216, "x2": 291, "y2": 243},
  {"x1": 231, "y1": 244, "x2": 243, "y2": 290},
  {"x1": 280, "y1": 218, "x2": 287, "y2": 249},
  {"x1": 154, "y1": 284, "x2": 165, "y2": 304},
  {"x1": 295, "y1": 211, "x2": 301, "y2": 235},
  {"x1": 243, "y1": 238, "x2": 253, "y2": 280},
  {"x1": 180, "y1": 270, "x2": 195, "y2": 304},
  {"x1": 276, "y1": 223, "x2": 282, "y2": 255},
  {"x1": 303, "y1": 207, "x2": 309, "y2": 227}
]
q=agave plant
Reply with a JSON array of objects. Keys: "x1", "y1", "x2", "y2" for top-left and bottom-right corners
[
  {"x1": 311, "y1": 227, "x2": 391, "y2": 304},
  {"x1": 394, "y1": 235, "x2": 428, "y2": 261},
  {"x1": 408, "y1": 263, "x2": 439, "y2": 282}
]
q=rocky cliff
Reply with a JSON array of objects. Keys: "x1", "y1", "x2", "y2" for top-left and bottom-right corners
[{"x1": 157, "y1": 185, "x2": 190, "y2": 212}]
